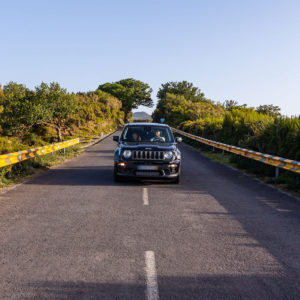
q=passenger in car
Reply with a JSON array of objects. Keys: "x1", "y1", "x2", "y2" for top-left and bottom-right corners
[{"x1": 131, "y1": 132, "x2": 141, "y2": 142}]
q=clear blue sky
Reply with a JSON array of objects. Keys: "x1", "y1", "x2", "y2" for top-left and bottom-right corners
[{"x1": 1, "y1": 0, "x2": 299, "y2": 116}]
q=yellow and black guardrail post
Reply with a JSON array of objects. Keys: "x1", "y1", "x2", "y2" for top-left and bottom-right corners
[
  {"x1": 172, "y1": 128, "x2": 300, "y2": 177},
  {"x1": 0, "y1": 138, "x2": 79, "y2": 168}
]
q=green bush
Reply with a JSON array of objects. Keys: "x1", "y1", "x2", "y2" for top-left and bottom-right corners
[
  {"x1": 0, "y1": 81, "x2": 126, "y2": 187},
  {"x1": 0, "y1": 137, "x2": 28, "y2": 154},
  {"x1": 153, "y1": 82, "x2": 300, "y2": 191}
]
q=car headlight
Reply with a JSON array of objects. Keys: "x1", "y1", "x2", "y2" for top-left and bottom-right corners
[
  {"x1": 123, "y1": 150, "x2": 132, "y2": 159},
  {"x1": 164, "y1": 151, "x2": 173, "y2": 160}
]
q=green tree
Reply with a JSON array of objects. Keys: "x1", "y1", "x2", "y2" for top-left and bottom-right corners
[
  {"x1": 75, "y1": 90, "x2": 124, "y2": 129},
  {"x1": 98, "y1": 78, "x2": 153, "y2": 119},
  {"x1": 157, "y1": 81, "x2": 207, "y2": 102},
  {"x1": 223, "y1": 100, "x2": 239, "y2": 110},
  {"x1": 0, "y1": 82, "x2": 36, "y2": 135},
  {"x1": 153, "y1": 81, "x2": 212, "y2": 123},
  {"x1": 0, "y1": 82, "x2": 78, "y2": 141},
  {"x1": 223, "y1": 100, "x2": 247, "y2": 111},
  {"x1": 34, "y1": 82, "x2": 78, "y2": 141},
  {"x1": 152, "y1": 92, "x2": 224, "y2": 126},
  {"x1": 256, "y1": 104, "x2": 281, "y2": 117}
]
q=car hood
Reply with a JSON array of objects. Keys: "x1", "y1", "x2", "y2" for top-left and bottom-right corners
[{"x1": 120, "y1": 142, "x2": 176, "y2": 151}]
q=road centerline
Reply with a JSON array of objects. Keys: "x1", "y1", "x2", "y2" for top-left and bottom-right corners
[
  {"x1": 145, "y1": 251, "x2": 159, "y2": 300},
  {"x1": 143, "y1": 187, "x2": 149, "y2": 205}
]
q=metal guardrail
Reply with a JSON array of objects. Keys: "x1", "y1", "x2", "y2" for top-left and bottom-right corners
[
  {"x1": 172, "y1": 128, "x2": 300, "y2": 175},
  {"x1": 0, "y1": 138, "x2": 79, "y2": 168},
  {"x1": 0, "y1": 127, "x2": 118, "y2": 169},
  {"x1": 80, "y1": 130, "x2": 117, "y2": 149}
]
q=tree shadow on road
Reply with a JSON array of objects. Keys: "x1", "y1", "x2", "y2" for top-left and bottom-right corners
[
  {"x1": 24, "y1": 165, "x2": 172, "y2": 187},
  {"x1": 150, "y1": 146, "x2": 300, "y2": 296},
  {"x1": 22, "y1": 273, "x2": 300, "y2": 300}
]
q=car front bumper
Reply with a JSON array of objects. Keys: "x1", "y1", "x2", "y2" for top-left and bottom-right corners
[{"x1": 114, "y1": 160, "x2": 180, "y2": 179}]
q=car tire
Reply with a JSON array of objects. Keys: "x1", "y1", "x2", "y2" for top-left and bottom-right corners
[
  {"x1": 171, "y1": 175, "x2": 180, "y2": 184},
  {"x1": 113, "y1": 167, "x2": 122, "y2": 182},
  {"x1": 114, "y1": 173, "x2": 120, "y2": 182}
]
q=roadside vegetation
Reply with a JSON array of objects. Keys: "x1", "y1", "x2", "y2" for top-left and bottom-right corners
[
  {"x1": 0, "y1": 78, "x2": 153, "y2": 187},
  {"x1": 0, "y1": 146, "x2": 82, "y2": 188},
  {"x1": 1, "y1": 78, "x2": 299, "y2": 193},
  {"x1": 153, "y1": 81, "x2": 300, "y2": 192}
]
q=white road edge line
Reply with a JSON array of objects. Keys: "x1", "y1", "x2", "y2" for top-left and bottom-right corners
[
  {"x1": 145, "y1": 251, "x2": 159, "y2": 300},
  {"x1": 143, "y1": 188, "x2": 149, "y2": 205}
]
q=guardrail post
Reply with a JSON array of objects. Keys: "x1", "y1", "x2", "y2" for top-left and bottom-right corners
[
  {"x1": 101, "y1": 132, "x2": 103, "y2": 139},
  {"x1": 63, "y1": 147, "x2": 66, "y2": 155},
  {"x1": 212, "y1": 146, "x2": 215, "y2": 152},
  {"x1": 275, "y1": 167, "x2": 279, "y2": 178}
]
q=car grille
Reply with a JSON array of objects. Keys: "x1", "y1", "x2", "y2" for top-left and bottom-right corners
[{"x1": 132, "y1": 150, "x2": 164, "y2": 160}]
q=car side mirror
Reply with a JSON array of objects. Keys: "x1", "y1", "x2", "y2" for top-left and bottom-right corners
[
  {"x1": 113, "y1": 135, "x2": 119, "y2": 142},
  {"x1": 175, "y1": 137, "x2": 182, "y2": 143}
]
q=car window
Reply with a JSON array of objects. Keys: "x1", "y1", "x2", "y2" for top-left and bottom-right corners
[{"x1": 121, "y1": 125, "x2": 174, "y2": 143}]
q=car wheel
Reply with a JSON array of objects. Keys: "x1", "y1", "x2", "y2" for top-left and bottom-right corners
[
  {"x1": 114, "y1": 173, "x2": 120, "y2": 182},
  {"x1": 171, "y1": 175, "x2": 180, "y2": 184},
  {"x1": 113, "y1": 167, "x2": 122, "y2": 182}
]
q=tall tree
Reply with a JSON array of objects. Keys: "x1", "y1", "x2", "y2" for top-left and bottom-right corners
[
  {"x1": 34, "y1": 82, "x2": 78, "y2": 141},
  {"x1": 223, "y1": 100, "x2": 239, "y2": 110},
  {"x1": 157, "y1": 81, "x2": 207, "y2": 102},
  {"x1": 256, "y1": 104, "x2": 281, "y2": 117},
  {"x1": 0, "y1": 82, "x2": 36, "y2": 135},
  {"x1": 98, "y1": 78, "x2": 153, "y2": 119},
  {"x1": 0, "y1": 82, "x2": 78, "y2": 141}
]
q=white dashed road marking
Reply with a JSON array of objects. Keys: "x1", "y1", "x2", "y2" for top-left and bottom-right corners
[
  {"x1": 143, "y1": 188, "x2": 149, "y2": 205},
  {"x1": 145, "y1": 251, "x2": 159, "y2": 300}
]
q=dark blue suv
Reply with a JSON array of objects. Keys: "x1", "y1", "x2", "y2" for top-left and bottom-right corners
[{"x1": 113, "y1": 123, "x2": 182, "y2": 183}]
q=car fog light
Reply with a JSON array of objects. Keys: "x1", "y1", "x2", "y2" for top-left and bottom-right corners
[{"x1": 118, "y1": 162, "x2": 126, "y2": 167}]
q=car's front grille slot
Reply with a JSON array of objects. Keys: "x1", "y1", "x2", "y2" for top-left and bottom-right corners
[{"x1": 132, "y1": 150, "x2": 164, "y2": 160}]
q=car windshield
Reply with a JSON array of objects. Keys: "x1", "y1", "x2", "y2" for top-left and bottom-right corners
[{"x1": 121, "y1": 125, "x2": 174, "y2": 143}]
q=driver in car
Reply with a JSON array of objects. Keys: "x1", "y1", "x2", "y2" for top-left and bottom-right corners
[{"x1": 151, "y1": 129, "x2": 165, "y2": 142}]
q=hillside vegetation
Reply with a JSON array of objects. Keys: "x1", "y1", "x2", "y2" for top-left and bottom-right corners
[
  {"x1": 1, "y1": 78, "x2": 299, "y2": 191},
  {"x1": 153, "y1": 81, "x2": 300, "y2": 190},
  {"x1": 0, "y1": 78, "x2": 153, "y2": 186},
  {"x1": 0, "y1": 82, "x2": 125, "y2": 150}
]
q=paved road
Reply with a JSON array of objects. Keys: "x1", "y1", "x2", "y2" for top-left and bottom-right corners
[{"x1": 1, "y1": 132, "x2": 300, "y2": 299}]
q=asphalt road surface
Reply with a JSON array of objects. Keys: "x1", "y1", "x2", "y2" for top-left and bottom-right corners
[{"x1": 1, "y1": 132, "x2": 300, "y2": 300}]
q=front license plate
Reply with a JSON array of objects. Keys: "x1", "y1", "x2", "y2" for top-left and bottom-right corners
[
  {"x1": 136, "y1": 171, "x2": 160, "y2": 177},
  {"x1": 137, "y1": 165, "x2": 159, "y2": 171}
]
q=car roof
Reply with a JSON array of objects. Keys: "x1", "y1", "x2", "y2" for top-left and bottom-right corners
[{"x1": 125, "y1": 122, "x2": 170, "y2": 127}]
